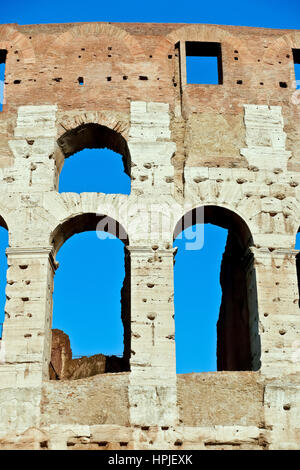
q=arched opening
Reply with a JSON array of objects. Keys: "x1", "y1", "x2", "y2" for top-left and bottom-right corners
[
  {"x1": 0, "y1": 219, "x2": 8, "y2": 341},
  {"x1": 57, "y1": 123, "x2": 131, "y2": 194},
  {"x1": 49, "y1": 213, "x2": 130, "y2": 380},
  {"x1": 173, "y1": 205, "x2": 260, "y2": 373},
  {"x1": 296, "y1": 229, "x2": 300, "y2": 308}
]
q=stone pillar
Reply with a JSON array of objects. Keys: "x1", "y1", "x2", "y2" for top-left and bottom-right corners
[
  {"x1": 0, "y1": 247, "x2": 56, "y2": 434},
  {"x1": 253, "y1": 247, "x2": 300, "y2": 449},
  {"x1": 128, "y1": 245, "x2": 178, "y2": 427},
  {"x1": 128, "y1": 101, "x2": 176, "y2": 197},
  {"x1": 8, "y1": 105, "x2": 58, "y2": 192},
  {"x1": 251, "y1": 247, "x2": 300, "y2": 378}
]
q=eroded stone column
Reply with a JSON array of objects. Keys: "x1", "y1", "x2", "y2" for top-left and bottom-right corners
[
  {"x1": 252, "y1": 247, "x2": 300, "y2": 378},
  {"x1": 0, "y1": 247, "x2": 56, "y2": 434},
  {"x1": 128, "y1": 245, "x2": 178, "y2": 427}
]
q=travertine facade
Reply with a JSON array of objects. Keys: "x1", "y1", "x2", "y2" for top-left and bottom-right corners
[{"x1": 0, "y1": 21, "x2": 299, "y2": 450}]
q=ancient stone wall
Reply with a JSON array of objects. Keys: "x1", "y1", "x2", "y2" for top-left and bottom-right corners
[{"x1": 0, "y1": 21, "x2": 299, "y2": 450}]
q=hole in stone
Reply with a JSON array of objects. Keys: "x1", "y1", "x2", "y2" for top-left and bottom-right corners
[
  {"x1": 174, "y1": 440, "x2": 183, "y2": 446},
  {"x1": 147, "y1": 313, "x2": 156, "y2": 321},
  {"x1": 40, "y1": 441, "x2": 48, "y2": 449},
  {"x1": 139, "y1": 76, "x2": 148, "y2": 80},
  {"x1": 279, "y1": 82, "x2": 288, "y2": 88}
]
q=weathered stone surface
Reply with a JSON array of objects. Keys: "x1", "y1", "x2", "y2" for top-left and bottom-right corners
[
  {"x1": 177, "y1": 372, "x2": 264, "y2": 427},
  {"x1": 41, "y1": 373, "x2": 130, "y2": 427},
  {"x1": 0, "y1": 21, "x2": 299, "y2": 450}
]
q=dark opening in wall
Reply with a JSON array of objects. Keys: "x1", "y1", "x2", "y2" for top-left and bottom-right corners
[
  {"x1": 0, "y1": 50, "x2": 7, "y2": 112},
  {"x1": 173, "y1": 206, "x2": 260, "y2": 373},
  {"x1": 185, "y1": 42, "x2": 223, "y2": 85},
  {"x1": 292, "y1": 49, "x2": 300, "y2": 88},
  {"x1": 57, "y1": 123, "x2": 131, "y2": 194},
  {"x1": 50, "y1": 214, "x2": 130, "y2": 380}
]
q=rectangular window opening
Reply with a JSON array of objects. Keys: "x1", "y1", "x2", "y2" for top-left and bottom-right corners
[
  {"x1": 0, "y1": 50, "x2": 7, "y2": 112},
  {"x1": 186, "y1": 42, "x2": 223, "y2": 85},
  {"x1": 292, "y1": 49, "x2": 300, "y2": 89}
]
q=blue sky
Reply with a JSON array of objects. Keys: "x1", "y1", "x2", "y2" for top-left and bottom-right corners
[
  {"x1": 0, "y1": 1, "x2": 300, "y2": 372},
  {"x1": 1, "y1": 0, "x2": 300, "y2": 29}
]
